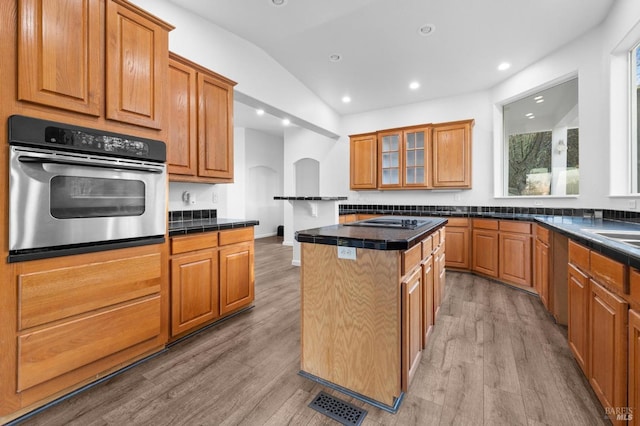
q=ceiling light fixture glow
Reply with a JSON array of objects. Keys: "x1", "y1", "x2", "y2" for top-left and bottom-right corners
[
  {"x1": 342, "y1": 96, "x2": 351, "y2": 103},
  {"x1": 329, "y1": 54, "x2": 342, "y2": 62},
  {"x1": 409, "y1": 81, "x2": 420, "y2": 90},
  {"x1": 256, "y1": 109, "x2": 265, "y2": 116},
  {"x1": 525, "y1": 113, "x2": 533, "y2": 117},
  {"x1": 497, "y1": 62, "x2": 511, "y2": 71},
  {"x1": 536, "y1": 99, "x2": 544, "y2": 103},
  {"x1": 282, "y1": 118, "x2": 290, "y2": 126},
  {"x1": 418, "y1": 24, "x2": 436, "y2": 36},
  {"x1": 534, "y1": 96, "x2": 543, "y2": 100},
  {"x1": 270, "y1": 0, "x2": 287, "y2": 7},
  {"x1": 528, "y1": 115, "x2": 535, "y2": 119}
]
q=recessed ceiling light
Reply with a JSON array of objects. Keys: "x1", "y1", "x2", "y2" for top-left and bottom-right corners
[
  {"x1": 409, "y1": 81, "x2": 420, "y2": 90},
  {"x1": 329, "y1": 54, "x2": 342, "y2": 62},
  {"x1": 528, "y1": 115, "x2": 535, "y2": 119},
  {"x1": 498, "y1": 62, "x2": 511, "y2": 71},
  {"x1": 525, "y1": 113, "x2": 533, "y2": 117},
  {"x1": 256, "y1": 109, "x2": 265, "y2": 116},
  {"x1": 536, "y1": 99, "x2": 544, "y2": 103},
  {"x1": 342, "y1": 96, "x2": 351, "y2": 103},
  {"x1": 418, "y1": 24, "x2": 436, "y2": 36},
  {"x1": 282, "y1": 118, "x2": 290, "y2": 126},
  {"x1": 534, "y1": 95, "x2": 543, "y2": 100},
  {"x1": 269, "y1": 0, "x2": 287, "y2": 7}
]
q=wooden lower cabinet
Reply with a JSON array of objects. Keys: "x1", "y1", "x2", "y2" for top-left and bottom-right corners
[
  {"x1": 169, "y1": 228, "x2": 255, "y2": 339},
  {"x1": 444, "y1": 218, "x2": 469, "y2": 269},
  {"x1": 422, "y1": 255, "x2": 434, "y2": 347},
  {"x1": 630, "y1": 309, "x2": 640, "y2": 426},
  {"x1": 589, "y1": 280, "x2": 628, "y2": 425},
  {"x1": 219, "y1": 241, "x2": 255, "y2": 315},
  {"x1": 499, "y1": 228, "x2": 532, "y2": 287},
  {"x1": 170, "y1": 250, "x2": 219, "y2": 336},
  {"x1": 568, "y1": 263, "x2": 590, "y2": 375},
  {"x1": 471, "y1": 219, "x2": 499, "y2": 278},
  {"x1": 402, "y1": 267, "x2": 423, "y2": 391},
  {"x1": 7, "y1": 244, "x2": 166, "y2": 418},
  {"x1": 534, "y1": 229, "x2": 551, "y2": 309}
]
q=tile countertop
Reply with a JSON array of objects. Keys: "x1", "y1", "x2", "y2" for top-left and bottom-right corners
[
  {"x1": 535, "y1": 215, "x2": 640, "y2": 270},
  {"x1": 295, "y1": 217, "x2": 448, "y2": 250},
  {"x1": 169, "y1": 218, "x2": 259, "y2": 237}
]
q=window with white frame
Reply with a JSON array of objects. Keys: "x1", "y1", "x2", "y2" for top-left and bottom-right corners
[
  {"x1": 631, "y1": 42, "x2": 640, "y2": 192},
  {"x1": 503, "y1": 78, "x2": 579, "y2": 196}
]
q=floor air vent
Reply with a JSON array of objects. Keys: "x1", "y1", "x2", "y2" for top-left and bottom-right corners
[{"x1": 308, "y1": 391, "x2": 367, "y2": 425}]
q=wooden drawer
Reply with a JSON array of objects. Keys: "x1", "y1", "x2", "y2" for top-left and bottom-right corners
[
  {"x1": 421, "y1": 235, "x2": 433, "y2": 258},
  {"x1": 535, "y1": 225, "x2": 550, "y2": 245},
  {"x1": 500, "y1": 221, "x2": 532, "y2": 234},
  {"x1": 432, "y1": 229, "x2": 441, "y2": 247},
  {"x1": 17, "y1": 295, "x2": 161, "y2": 391},
  {"x1": 590, "y1": 251, "x2": 628, "y2": 294},
  {"x1": 569, "y1": 241, "x2": 590, "y2": 274},
  {"x1": 171, "y1": 232, "x2": 218, "y2": 254},
  {"x1": 18, "y1": 253, "x2": 162, "y2": 330},
  {"x1": 473, "y1": 218, "x2": 499, "y2": 230},
  {"x1": 402, "y1": 243, "x2": 422, "y2": 276},
  {"x1": 219, "y1": 227, "x2": 254, "y2": 246},
  {"x1": 446, "y1": 217, "x2": 469, "y2": 227}
]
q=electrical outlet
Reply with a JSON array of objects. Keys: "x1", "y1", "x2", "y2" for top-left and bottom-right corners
[
  {"x1": 212, "y1": 192, "x2": 219, "y2": 203},
  {"x1": 453, "y1": 193, "x2": 461, "y2": 201},
  {"x1": 337, "y1": 246, "x2": 356, "y2": 260},
  {"x1": 629, "y1": 200, "x2": 637, "y2": 210},
  {"x1": 533, "y1": 200, "x2": 543, "y2": 206}
]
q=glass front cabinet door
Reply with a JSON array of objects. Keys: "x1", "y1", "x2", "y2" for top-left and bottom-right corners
[{"x1": 378, "y1": 127, "x2": 430, "y2": 189}]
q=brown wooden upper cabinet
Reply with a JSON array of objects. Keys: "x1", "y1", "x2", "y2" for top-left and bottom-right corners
[
  {"x1": 167, "y1": 53, "x2": 237, "y2": 183},
  {"x1": 432, "y1": 120, "x2": 473, "y2": 188},
  {"x1": 350, "y1": 119, "x2": 473, "y2": 190},
  {"x1": 18, "y1": 0, "x2": 173, "y2": 127}
]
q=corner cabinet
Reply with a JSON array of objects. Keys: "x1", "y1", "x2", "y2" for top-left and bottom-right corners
[
  {"x1": 349, "y1": 119, "x2": 473, "y2": 190},
  {"x1": 167, "y1": 53, "x2": 237, "y2": 183}
]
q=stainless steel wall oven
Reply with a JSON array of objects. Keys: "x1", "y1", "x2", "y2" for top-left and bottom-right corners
[{"x1": 8, "y1": 115, "x2": 167, "y2": 262}]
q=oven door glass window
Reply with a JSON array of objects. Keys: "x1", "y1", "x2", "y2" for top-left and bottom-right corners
[{"x1": 50, "y1": 176, "x2": 145, "y2": 219}]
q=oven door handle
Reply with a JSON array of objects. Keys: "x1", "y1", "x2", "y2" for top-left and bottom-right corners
[{"x1": 18, "y1": 156, "x2": 165, "y2": 174}]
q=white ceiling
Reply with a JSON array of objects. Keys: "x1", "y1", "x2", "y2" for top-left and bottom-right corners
[{"x1": 170, "y1": 0, "x2": 614, "y2": 135}]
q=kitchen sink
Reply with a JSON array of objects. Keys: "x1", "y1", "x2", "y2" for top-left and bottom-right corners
[{"x1": 582, "y1": 229, "x2": 640, "y2": 247}]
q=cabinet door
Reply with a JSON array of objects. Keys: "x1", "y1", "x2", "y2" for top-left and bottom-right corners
[
  {"x1": 219, "y1": 242, "x2": 255, "y2": 315},
  {"x1": 378, "y1": 130, "x2": 402, "y2": 188},
  {"x1": 431, "y1": 120, "x2": 473, "y2": 188},
  {"x1": 568, "y1": 264, "x2": 589, "y2": 374},
  {"x1": 444, "y1": 226, "x2": 470, "y2": 269},
  {"x1": 402, "y1": 267, "x2": 423, "y2": 392},
  {"x1": 630, "y1": 309, "x2": 640, "y2": 426},
  {"x1": 167, "y1": 56, "x2": 197, "y2": 177},
  {"x1": 106, "y1": 0, "x2": 170, "y2": 129},
  {"x1": 350, "y1": 134, "x2": 377, "y2": 189},
  {"x1": 170, "y1": 250, "x2": 219, "y2": 336},
  {"x1": 534, "y1": 239, "x2": 551, "y2": 309},
  {"x1": 403, "y1": 127, "x2": 430, "y2": 188},
  {"x1": 197, "y1": 72, "x2": 234, "y2": 180},
  {"x1": 499, "y1": 232, "x2": 532, "y2": 286},
  {"x1": 472, "y1": 229, "x2": 499, "y2": 277},
  {"x1": 18, "y1": 0, "x2": 101, "y2": 115},
  {"x1": 422, "y1": 256, "x2": 434, "y2": 348},
  {"x1": 434, "y1": 243, "x2": 446, "y2": 316},
  {"x1": 589, "y1": 280, "x2": 628, "y2": 423}
]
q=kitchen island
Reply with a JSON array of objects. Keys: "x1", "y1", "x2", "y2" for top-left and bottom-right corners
[{"x1": 295, "y1": 216, "x2": 448, "y2": 412}]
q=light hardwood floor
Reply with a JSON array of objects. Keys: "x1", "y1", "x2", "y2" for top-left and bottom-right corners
[{"x1": 16, "y1": 237, "x2": 608, "y2": 425}]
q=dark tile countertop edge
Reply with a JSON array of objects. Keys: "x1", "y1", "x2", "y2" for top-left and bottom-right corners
[
  {"x1": 274, "y1": 196, "x2": 348, "y2": 201},
  {"x1": 295, "y1": 217, "x2": 448, "y2": 251},
  {"x1": 336, "y1": 208, "x2": 640, "y2": 270},
  {"x1": 169, "y1": 218, "x2": 259, "y2": 237}
]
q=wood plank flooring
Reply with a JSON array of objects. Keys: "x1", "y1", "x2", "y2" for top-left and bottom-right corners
[{"x1": 16, "y1": 237, "x2": 608, "y2": 425}]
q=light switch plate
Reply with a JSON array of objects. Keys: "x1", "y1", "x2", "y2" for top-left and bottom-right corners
[{"x1": 337, "y1": 246, "x2": 356, "y2": 260}]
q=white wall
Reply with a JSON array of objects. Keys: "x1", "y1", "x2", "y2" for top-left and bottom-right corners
[
  {"x1": 244, "y1": 129, "x2": 284, "y2": 238},
  {"x1": 129, "y1": 0, "x2": 340, "y2": 137}
]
